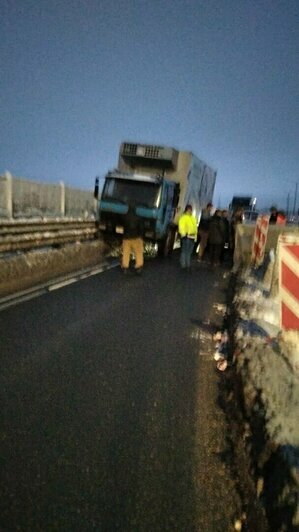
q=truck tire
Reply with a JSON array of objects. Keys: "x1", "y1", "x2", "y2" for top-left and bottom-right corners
[{"x1": 157, "y1": 226, "x2": 176, "y2": 257}]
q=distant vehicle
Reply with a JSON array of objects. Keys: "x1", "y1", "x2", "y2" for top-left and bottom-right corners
[
  {"x1": 94, "y1": 142, "x2": 217, "y2": 256},
  {"x1": 286, "y1": 215, "x2": 299, "y2": 225},
  {"x1": 242, "y1": 210, "x2": 259, "y2": 222},
  {"x1": 229, "y1": 195, "x2": 257, "y2": 212}
]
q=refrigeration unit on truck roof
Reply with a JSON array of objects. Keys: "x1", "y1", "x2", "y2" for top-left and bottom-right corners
[{"x1": 119, "y1": 142, "x2": 179, "y2": 170}]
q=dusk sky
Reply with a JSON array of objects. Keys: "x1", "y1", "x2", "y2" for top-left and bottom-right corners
[{"x1": 1, "y1": 0, "x2": 298, "y2": 210}]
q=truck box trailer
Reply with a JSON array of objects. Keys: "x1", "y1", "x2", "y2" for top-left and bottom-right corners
[{"x1": 95, "y1": 142, "x2": 216, "y2": 256}]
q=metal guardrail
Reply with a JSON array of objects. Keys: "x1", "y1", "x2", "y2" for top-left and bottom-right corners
[{"x1": 0, "y1": 219, "x2": 98, "y2": 252}]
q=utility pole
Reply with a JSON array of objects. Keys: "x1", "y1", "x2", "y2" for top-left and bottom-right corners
[
  {"x1": 286, "y1": 192, "x2": 290, "y2": 217},
  {"x1": 293, "y1": 182, "x2": 298, "y2": 217}
]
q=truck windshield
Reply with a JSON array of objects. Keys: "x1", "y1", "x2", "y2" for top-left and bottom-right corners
[{"x1": 102, "y1": 178, "x2": 161, "y2": 208}]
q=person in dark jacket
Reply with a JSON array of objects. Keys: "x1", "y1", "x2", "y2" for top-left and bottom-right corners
[
  {"x1": 269, "y1": 206, "x2": 278, "y2": 224},
  {"x1": 208, "y1": 209, "x2": 226, "y2": 267},
  {"x1": 220, "y1": 209, "x2": 231, "y2": 263},
  {"x1": 197, "y1": 202, "x2": 213, "y2": 261},
  {"x1": 121, "y1": 206, "x2": 144, "y2": 273},
  {"x1": 230, "y1": 207, "x2": 243, "y2": 252}
]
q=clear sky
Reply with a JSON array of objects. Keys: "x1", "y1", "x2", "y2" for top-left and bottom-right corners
[{"x1": 1, "y1": 0, "x2": 298, "y2": 210}]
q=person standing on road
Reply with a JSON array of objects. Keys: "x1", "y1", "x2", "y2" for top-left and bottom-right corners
[
  {"x1": 178, "y1": 204, "x2": 197, "y2": 270},
  {"x1": 208, "y1": 209, "x2": 226, "y2": 267},
  {"x1": 269, "y1": 206, "x2": 278, "y2": 224},
  {"x1": 121, "y1": 206, "x2": 144, "y2": 274},
  {"x1": 197, "y1": 202, "x2": 213, "y2": 262},
  {"x1": 230, "y1": 207, "x2": 243, "y2": 252},
  {"x1": 220, "y1": 209, "x2": 231, "y2": 263}
]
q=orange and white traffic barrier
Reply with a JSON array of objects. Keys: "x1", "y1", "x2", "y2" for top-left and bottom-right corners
[
  {"x1": 278, "y1": 234, "x2": 299, "y2": 330},
  {"x1": 251, "y1": 215, "x2": 270, "y2": 267}
]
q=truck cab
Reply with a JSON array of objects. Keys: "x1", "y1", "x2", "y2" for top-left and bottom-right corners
[{"x1": 96, "y1": 170, "x2": 180, "y2": 255}]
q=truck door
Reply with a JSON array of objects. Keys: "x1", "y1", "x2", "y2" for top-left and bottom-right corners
[
  {"x1": 157, "y1": 183, "x2": 177, "y2": 257},
  {"x1": 160, "y1": 183, "x2": 174, "y2": 231}
]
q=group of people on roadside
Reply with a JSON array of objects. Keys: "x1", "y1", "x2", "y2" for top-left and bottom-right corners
[
  {"x1": 178, "y1": 203, "x2": 233, "y2": 271},
  {"x1": 119, "y1": 201, "x2": 290, "y2": 274},
  {"x1": 118, "y1": 202, "x2": 243, "y2": 274}
]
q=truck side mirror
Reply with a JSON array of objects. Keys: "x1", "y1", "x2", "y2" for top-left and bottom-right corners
[{"x1": 94, "y1": 177, "x2": 99, "y2": 199}]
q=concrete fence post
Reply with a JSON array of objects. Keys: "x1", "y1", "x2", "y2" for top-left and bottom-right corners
[
  {"x1": 5, "y1": 171, "x2": 13, "y2": 219},
  {"x1": 59, "y1": 181, "x2": 65, "y2": 217}
]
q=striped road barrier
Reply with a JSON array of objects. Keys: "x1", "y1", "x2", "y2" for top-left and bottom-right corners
[
  {"x1": 278, "y1": 234, "x2": 299, "y2": 330},
  {"x1": 251, "y1": 215, "x2": 270, "y2": 267}
]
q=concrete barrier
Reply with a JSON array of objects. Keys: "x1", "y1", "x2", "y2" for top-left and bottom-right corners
[{"x1": 234, "y1": 223, "x2": 299, "y2": 269}]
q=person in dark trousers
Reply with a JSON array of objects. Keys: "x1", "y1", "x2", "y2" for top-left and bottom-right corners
[
  {"x1": 230, "y1": 207, "x2": 243, "y2": 252},
  {"x1": 220, "y1": 209, "x2": 231, "y2": 263},
  {"x1": 208, "y1": 209, "x2": 226, "y2": 267},
  {"x1": 121, "y1": 206, "x2": 144, "y2": 274},
  {"x1": 269, "y1": 206, "x2": 278, "y2": 224},
  {"x1": 197, "y1": 202, "x2": 213, "y2": 262}
]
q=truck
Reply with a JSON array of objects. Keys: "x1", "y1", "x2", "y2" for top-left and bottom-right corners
[{"x1": 94, "y1": 141, "x2": 217, "y2": 256}]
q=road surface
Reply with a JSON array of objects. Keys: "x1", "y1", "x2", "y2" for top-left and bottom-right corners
[{"x1": 1, "y1": 255, "x2": 242, "y2": 531}]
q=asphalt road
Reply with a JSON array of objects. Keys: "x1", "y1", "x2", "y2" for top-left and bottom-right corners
[{"x1": 0, "y1": 254, "x2": 241, "y2": 531}]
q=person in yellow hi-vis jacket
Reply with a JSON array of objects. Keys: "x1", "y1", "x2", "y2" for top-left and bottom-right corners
[{"x1": 178, "y1": 204, "x2": 197, "y2": 270}]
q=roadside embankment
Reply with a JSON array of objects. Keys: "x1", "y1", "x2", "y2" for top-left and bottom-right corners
[
  {"x1": 226, "y1": 269, "x2": 299, "y2": 531},
  {"x1": 0, "y1": 239, "x2": 110, "y2": 297}
]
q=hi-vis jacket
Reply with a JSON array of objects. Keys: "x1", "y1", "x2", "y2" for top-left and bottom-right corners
[{"x1": 178, "y1": 212, "x2": 198, "y2": 239}]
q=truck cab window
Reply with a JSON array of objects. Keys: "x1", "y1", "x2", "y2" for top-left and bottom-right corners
[{"x1": 102, "y1": 178, "x2": 161, "y2": 208}]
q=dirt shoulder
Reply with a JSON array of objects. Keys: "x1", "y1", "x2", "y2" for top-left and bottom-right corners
[
  {"x1": 225, "y1": 272, "x2": 299, "y2": 531},
  {"x1": 0, "y1": 240, "x2": 110, "y2": 297}
]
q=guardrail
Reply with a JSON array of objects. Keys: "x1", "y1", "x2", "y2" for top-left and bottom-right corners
[{"x1": 0, "y1": 219, "x2": 98, "y2": 253}]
